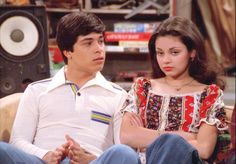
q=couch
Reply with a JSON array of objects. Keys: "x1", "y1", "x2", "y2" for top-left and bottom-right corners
[
  {"x1": 0, "y1": 93, "x2": 234, "y2": 141},
  {"x1": 0, "y1": 93, "x2": 23, "y2": 142},
  {"x1": 0, "y1": 93, "x2": 234, "y2": 162}
]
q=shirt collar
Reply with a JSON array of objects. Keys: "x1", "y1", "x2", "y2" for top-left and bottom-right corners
[
  {"x1": 80, "y1": 71, "x2": 122, "y2": 94},
  {"x1": 46, "y1": 66, "x2": 121, "y2": 94},
  {"x1": 45, "y1": 67, "x2": 67, "y2": 92}
]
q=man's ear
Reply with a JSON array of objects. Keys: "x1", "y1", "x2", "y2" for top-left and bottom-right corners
[{"x1": 63, "y1": 50, "x2": 72, "y2": 59}]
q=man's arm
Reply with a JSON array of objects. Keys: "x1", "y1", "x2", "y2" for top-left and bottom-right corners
[
  {"x1": 10, "y1": 85, "x2": 49, "y2": 158},
  {"x1": 113, "y1": 91, "x2": 128, "y2": 144}
]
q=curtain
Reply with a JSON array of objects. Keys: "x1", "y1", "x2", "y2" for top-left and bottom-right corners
[{"x1": 198, "y1": 0, "x2": 235, "y2": 68}]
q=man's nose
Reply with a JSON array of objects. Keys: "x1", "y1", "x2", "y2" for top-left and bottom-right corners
[{"x1": 95, "y1": 42, "x2": 104, "y2": 52}]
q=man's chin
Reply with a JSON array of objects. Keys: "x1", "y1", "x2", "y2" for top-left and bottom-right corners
[{"x1": 93, "y1": 65, "x2": 104, "y2": 73}]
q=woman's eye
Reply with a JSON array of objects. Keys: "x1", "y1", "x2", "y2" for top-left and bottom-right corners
[
  {"x1": 156, "y1": 51, "x2": 164, "y2": 56},
  {"x1": 171, "y1": 51, "x2": 180, "y2": 56}
]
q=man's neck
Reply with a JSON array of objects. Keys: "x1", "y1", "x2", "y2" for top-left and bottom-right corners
[{"x1": 64, "y1": 66, "x2": 97, "y2": 88}]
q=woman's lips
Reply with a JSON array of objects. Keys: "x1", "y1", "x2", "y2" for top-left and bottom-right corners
[{"x1": 163, "y1": 67, "x2": 173, "y2": 71}]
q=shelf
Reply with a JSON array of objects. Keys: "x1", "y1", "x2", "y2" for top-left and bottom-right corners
[
  {"x1": 46, "y1": 6, "x2": 166, "y2": 80},
  {"x1": 106, "y1": 51, "x2": 148, "y2": 60},
  {"x1": 46, "y1": 7, "x2": 167, "y2": 15},
  {"x1": 83, "y1": 8, "x2": 165, "y2": 15},
  {"x1": 46, "y1": 8, "x2": 80, "y2": 13}
]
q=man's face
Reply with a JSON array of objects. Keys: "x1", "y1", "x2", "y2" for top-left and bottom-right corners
[{"x1": 65, "y1": 32, "x2": 106, "y2": 74}]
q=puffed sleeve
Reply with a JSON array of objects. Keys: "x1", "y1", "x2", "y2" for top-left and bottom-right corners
[
  {"x1": 196, "y1": 84, "x2": 228, "y2": 131},
  {"x1": 122, "y1": 77, "x2": 151, "y2": 126},
  {"x1": 122, "y1": 80, "x2": 139, "y2": 114}
]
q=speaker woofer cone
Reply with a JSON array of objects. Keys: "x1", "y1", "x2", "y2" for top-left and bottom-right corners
[{"x1": 0, "y1": 10, "x2": 45, "y2": 62}]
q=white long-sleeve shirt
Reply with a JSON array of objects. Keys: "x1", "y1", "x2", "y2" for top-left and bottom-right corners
[{"x1": 10, "y1": 67, "x2": 127, "y2": 159}]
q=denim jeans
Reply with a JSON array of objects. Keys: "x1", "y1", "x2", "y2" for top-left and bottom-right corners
[
  {"x1": 146, "y1": 134, "x2": 203, "y2": 164},
  {"x1": 0, "y1": 142, "x2": 140, "y2": 164},
  {"x1": 90, "y1": 144, "x2": 141, "y2": 164},
  {"x1": 0, "y1": 134, "x2": 202, "y2": 164},
  {"x1": 0, "y1": 142, "x2": 44, "y2": 164}
]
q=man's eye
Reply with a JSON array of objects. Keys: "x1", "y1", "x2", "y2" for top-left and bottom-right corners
[
  {"x1": 85, "y1": 42, "x2": 92, "y2": 46},
  {"x1": 98, "y1": 39, "x2": 104, "y2": 44}
]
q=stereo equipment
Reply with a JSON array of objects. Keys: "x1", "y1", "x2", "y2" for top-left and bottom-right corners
[{"x1": 0, "y1": 5, "x2": 50, "y2": 98}]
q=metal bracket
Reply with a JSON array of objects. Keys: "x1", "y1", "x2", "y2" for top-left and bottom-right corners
[{"x1": 125, "y1": 0, "x2": 170, "y2": 19}]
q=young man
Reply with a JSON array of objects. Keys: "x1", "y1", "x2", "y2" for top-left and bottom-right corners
[{"x1": 0, "y1": 12, "x2": 140, "y2": 164}]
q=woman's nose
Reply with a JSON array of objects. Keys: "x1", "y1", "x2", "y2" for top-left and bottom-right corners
[{"x1": 162, "y1": 54, "x2": 171, "y2": 63}]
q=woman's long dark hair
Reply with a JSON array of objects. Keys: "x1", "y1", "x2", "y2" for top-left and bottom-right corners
[{"x1": 148, "y1": 16, "x2": 225, "y2": 89}]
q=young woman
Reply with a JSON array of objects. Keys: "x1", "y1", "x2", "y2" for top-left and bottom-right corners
[{"x1": 120, "y1": 16, "x2": 228, "y2": 164}]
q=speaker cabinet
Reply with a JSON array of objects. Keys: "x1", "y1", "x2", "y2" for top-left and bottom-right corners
[{"x1": 0, "y1": 6, "x2": 50, "y2": 98}]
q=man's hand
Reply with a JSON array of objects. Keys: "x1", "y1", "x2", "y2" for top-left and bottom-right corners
[
  {"x1": 65, "y1": 135, "x2": 97, "y2": 164},
  {"x1": 42, "y1": 149, "x2": 63, "y2": 164},
  {"x1": 42, "y1": 142, "x2": 71, "y2": 164}
]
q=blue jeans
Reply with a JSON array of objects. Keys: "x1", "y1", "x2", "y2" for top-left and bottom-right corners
[
  {"x1": 90, "y1": 144, "x2": 140, "y2": 164},
  {"x1": 146, "y1": 134, "x2": 203, "y2": 164},
  {"x1": 0, "y1": 142, "x2": 44, "y2": 164},
  {"x1": 0, "y1": 142, "x2": 140, "y2": 164}
]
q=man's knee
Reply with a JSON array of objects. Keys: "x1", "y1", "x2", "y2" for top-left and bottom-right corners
[
  {"x1": 0, "y1": 142, "x2": 14, "y2": 163},
  {"x1": 0, "y1": 141, "x2": 10, "y2": 152},
  {"x1": 108, "y1": 144, "x2": 140, "y2": 163}
]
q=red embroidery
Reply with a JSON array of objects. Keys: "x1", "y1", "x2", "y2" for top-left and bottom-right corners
[{"x1": 182, "y1": 96, "x2": 194, "y2": 131}]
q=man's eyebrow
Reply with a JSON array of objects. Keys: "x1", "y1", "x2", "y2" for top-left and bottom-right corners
[
  {"x1": 80, "y1": 38, "x2": 93, "y2": 42},
  {"x1": 80, "y1": 35, "x2": 104, "y2": 42}
]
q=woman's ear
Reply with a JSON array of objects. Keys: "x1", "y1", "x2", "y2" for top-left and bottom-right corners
[{"x1": 190, "y1": 49, "x2": 196, "y2": 60}]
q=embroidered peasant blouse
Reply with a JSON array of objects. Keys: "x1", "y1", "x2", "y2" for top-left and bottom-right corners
[{"x1": 124, "y1": 77, "x2": 228, "y2": 133}]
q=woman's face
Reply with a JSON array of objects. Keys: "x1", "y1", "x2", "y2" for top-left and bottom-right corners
[{"x1": 155, "y1": 35, "x2": 195, "y2": 79}]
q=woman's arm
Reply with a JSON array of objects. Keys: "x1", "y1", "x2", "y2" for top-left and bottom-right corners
[
  {"x1": 121, "y1": 112, "x2": 217, "y2": 159},
  {"x1": 120, "y1": 112, "x2": 159, "y2": 148},
  {"x1": 120, "y1": 112, "x2": 197, "y2": 148},
  {"x1": 188, "y1": 123, "x2": 218, "y2": 160}
]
